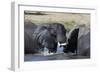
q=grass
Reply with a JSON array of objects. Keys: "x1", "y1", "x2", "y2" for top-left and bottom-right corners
[
  {"x1": 24, "y1": 11, "x2": 90, "y2": 30},
  {"x1": 64, "y1": 21, "x2": 76, "y2": 29}
]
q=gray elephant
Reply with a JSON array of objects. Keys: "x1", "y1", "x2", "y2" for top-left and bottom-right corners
[
  {"x1": 63, "y1": 24, "x2": 90, "y2": 57},
  {"x1": 24, "y1": 21, "x2": 67, "y2": 54}
]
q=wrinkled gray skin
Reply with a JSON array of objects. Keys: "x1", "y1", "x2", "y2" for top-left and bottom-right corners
[
  {"x1": 24, "y1": 21, "x2": 38, "y2": 54},
  {"x1": 24, "y1": 21, "x2": 57, "y2": 54},
  {"x1": 24, "y1": 21, "x2": 67, "y2": 54},
  {"x1": 63, "y1": 24, "x2": 90, "y2": 57},
  {"x1": 77, "y1": 25, "x2": 90, "y2": 57},
  {"x1": 32, "y1": 25, "x2": 57, "y2": 53},
  {"x1": 63, "y1": 27, "x2": 79, "y2": 53},
  {"x1": 43, "y1": 23, "x2": 67, "y2": 44}
]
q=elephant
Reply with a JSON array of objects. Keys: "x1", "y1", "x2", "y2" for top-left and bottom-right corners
[
  {"x1": 24, "y1": 21, "x2": 67, "y2": 54},
  {"x1": 63, "y1": 24, "x2": 90, "y2": 57}
]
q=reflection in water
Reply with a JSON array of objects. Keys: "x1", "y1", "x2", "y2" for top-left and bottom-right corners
[
  {"x1": 57, "y1": 46, "x2": 64, "y2": 53},
  {"x1": 24, "y1": 47, "x2": 90, "y2": 61}
]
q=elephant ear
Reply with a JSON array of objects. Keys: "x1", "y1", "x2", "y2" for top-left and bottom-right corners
[
  {"x1": 68, "y1": 27, "x2": 79, "y2": 39},
  {"x1": 66, "y1": 27, "x2": 79, "y2": 53}
]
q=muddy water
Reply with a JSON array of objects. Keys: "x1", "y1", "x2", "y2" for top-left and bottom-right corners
[
  {"x1": 24, "y1": 53, "x2": 89, "y2": 61},
  {"x1": 24, "y1": 47, "x2": 90, "y2": 61}
]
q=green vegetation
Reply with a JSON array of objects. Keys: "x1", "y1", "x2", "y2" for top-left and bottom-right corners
[
  {"x1": 63, "y1": 21, "x2": 76, "y2": 29},
  {"x1": 24, "y1": 11, "x2": 90, "y2": 30}
]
